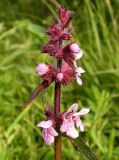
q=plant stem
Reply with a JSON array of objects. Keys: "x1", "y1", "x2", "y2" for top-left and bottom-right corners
[{"x1": 54, "y1": 58, "x2": 62, "y2": 160}]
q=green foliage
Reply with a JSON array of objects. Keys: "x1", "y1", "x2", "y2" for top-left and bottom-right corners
[
  {"x1": 73, "y1": 137, "x2": 98, "y2": 160},
  {"x1": 0, "y1": 0, "x2": 119, "y2": 159}
]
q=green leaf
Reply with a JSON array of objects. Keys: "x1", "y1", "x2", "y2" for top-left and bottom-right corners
[
  {"x1": 21, "y1": 80, "x2": 53, "y2": 110},
  {"x1": 27, "y1": 22, "x2": 45, "y2": 39},
  {"x1": 72, "y1": 137, "x2": 98, "y2": 160}
]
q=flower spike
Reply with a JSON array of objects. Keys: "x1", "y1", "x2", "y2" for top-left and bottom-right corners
[{"x1": 22, "y1": 7, "x2": 90, "y2": 158}]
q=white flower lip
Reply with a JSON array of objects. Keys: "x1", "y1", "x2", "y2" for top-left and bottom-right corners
[
  {"x1": 37, "y1": 119, "x2": 58, "y2": 145},
  {"x1": 60, "y1": 103, "x2": 90, "y2": 138}
]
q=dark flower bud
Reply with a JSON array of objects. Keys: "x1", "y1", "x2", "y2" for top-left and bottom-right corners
[
  {"x1": 45, "y1": 108, "x2": 54, "y2": 118},
  {"x1": 58, "y1": 6, "x2": 73, "y2": 29}
]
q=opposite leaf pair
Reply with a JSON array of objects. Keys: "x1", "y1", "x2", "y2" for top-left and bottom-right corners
[{"x1": 37, "y1": 103, "x2": 89, "y2": 145}]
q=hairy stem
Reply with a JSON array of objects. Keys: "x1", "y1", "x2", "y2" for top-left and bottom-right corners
[{"x1": 54, "y1": 58, "x2": 62, "y2": 160}]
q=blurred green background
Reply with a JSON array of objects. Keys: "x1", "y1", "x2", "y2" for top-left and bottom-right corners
[{"x1": 0, "y1": 0, "x2": 119, "y2": 159}]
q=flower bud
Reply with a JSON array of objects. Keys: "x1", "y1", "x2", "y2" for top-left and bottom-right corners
[
  {"x1": 56, "y1": 73, "x2": 64, "y2": 81},
  {"x1": 45, "y1": 108, "x2": 54, "y2": 118},
  {"x1": 58, "y1": 6, "x2": 73, "y2": 29},
  {"x1": 36, "y1": 64, "x2": 49, "y2": 76},
  {"x1": 70, "y1": 43, "x2": 83, "y2": 59},
  {"x1": 70, "y1": 43, "x2": 80, "y2": 52}
]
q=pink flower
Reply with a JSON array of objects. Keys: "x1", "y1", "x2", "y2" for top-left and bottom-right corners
[
  {"x1": 56, "y1": 62, "x2": 85, "y2": 86},
  {"x1": 60, "y1": 103, "x2": 89, "y2": 138},
  {"x1": 36, "y1": 63, "x2": 57, "y2": 85},
  {"x1": 63, "y1": 43, "x2": 83, "y2": 68},
  {"x1": 56, "y1": 73, "x2": 64, "y2": 81},
  {"x1": 70, "y1": 43, "x2": 83, "y2": 60},
  {"x1": 56, "y1": 62, "x2": 75, "y2": 85},
  {"x1": 36, "y1": 63, "x2": 49, "y2": 76},
  {"x1": 36, "y1": 62, "x2": 84, "y2": 86},
  {"x1": 37, "y1": 120, "x2": 58, "y2": 145},
  {"x1": 75, "y1": 67, "x2": 85, "y2": 85}
]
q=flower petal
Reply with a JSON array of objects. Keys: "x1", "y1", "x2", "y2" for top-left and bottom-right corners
[
  {"x1": 44, "y1": 134, "x2": 54, "y2": 145},
  {"x1": 76, "y1": 77, "x2": 82, "y2": 85},
  {"x1": 60, "y1": 119, "x2": 68, "y2": 133},
  {"x1": 70, "y1": 43, "x2": 80, "y2": 52},
  {"x1": 74, "y1": 108, "x2": 90, "y2": 116},
  {"x1": 76, "y1": 67, "x2": 85, "y2": 74},
  {"x1": 61, "y1": 62, "x2": 70, "y2": 72},
  {"x1": 42, "y1": 128, "x2": 55, "y2": 145},
  {"x1": 37, "y1": 120, "x2": 53, "y2": 128},
  {"x1": 73, "y1": 60, "x2": 77, "y2": 68},
  {"x1": 36, "y1": 63, "x2": 49, "y2": 76},
  {"x1": 74, "y1": 51, "x2": 83, "y2": 59},
  {"x1": 79, "y1": 120, "x2": 84, "y2": 132},
  {"x1": 66, "y1": 121, "x2": 79, "y2": 138},
  {"x1": 49, "y1": 127, "x2": 58, "y2": 136},
  {"x1": 75, "y1": 116, "x2": 81, "y2": 127},
  {"x1": 56, "y1": 73, "x2": 64, "y2": 81},
  {"x1": 45, "y1": 135, "x2": 54, "y2": 145},
  {"x1": 66, "y1": 127, "x2": 79, "y2": 138},
  {"x1": 67, "y1": 103, "x2": 78, "y2": 113}
]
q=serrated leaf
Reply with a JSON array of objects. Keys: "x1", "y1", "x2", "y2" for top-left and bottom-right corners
[
  {"x1": 73, "y1": 136, "x2": 98, "y2": 160},
  {"x1": 21, "y1": 80, "x2": 53, "y2": 110}
]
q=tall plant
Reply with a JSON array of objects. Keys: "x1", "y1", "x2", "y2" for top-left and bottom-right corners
[{"x1": 22, "y1": 6, "x2": 97, "y2": 160}]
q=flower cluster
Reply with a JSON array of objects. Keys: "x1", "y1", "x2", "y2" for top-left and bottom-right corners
[
  {"x1": 21, "y1": 7, "x2": 85, "y2": 110},
  {"x1": 36, "y1": 6, "x2": 85, "y2": 86},
  {"x1": 36, "y1": 61, "x2": 84, "y2": 86},
  {"x1": 35, "y1": 6, "x2": 89, "y2": 145},
  {"x1": 22, "y1": 6, "x2": 89, "y2": 146},
  {"x1": 37, "y1": 103, "x2": 89, "y2": 145}
]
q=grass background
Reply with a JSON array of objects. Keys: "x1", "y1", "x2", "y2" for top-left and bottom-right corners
[{"x1": 0, "y1": 0, "x2": 119, "y2": 159}]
